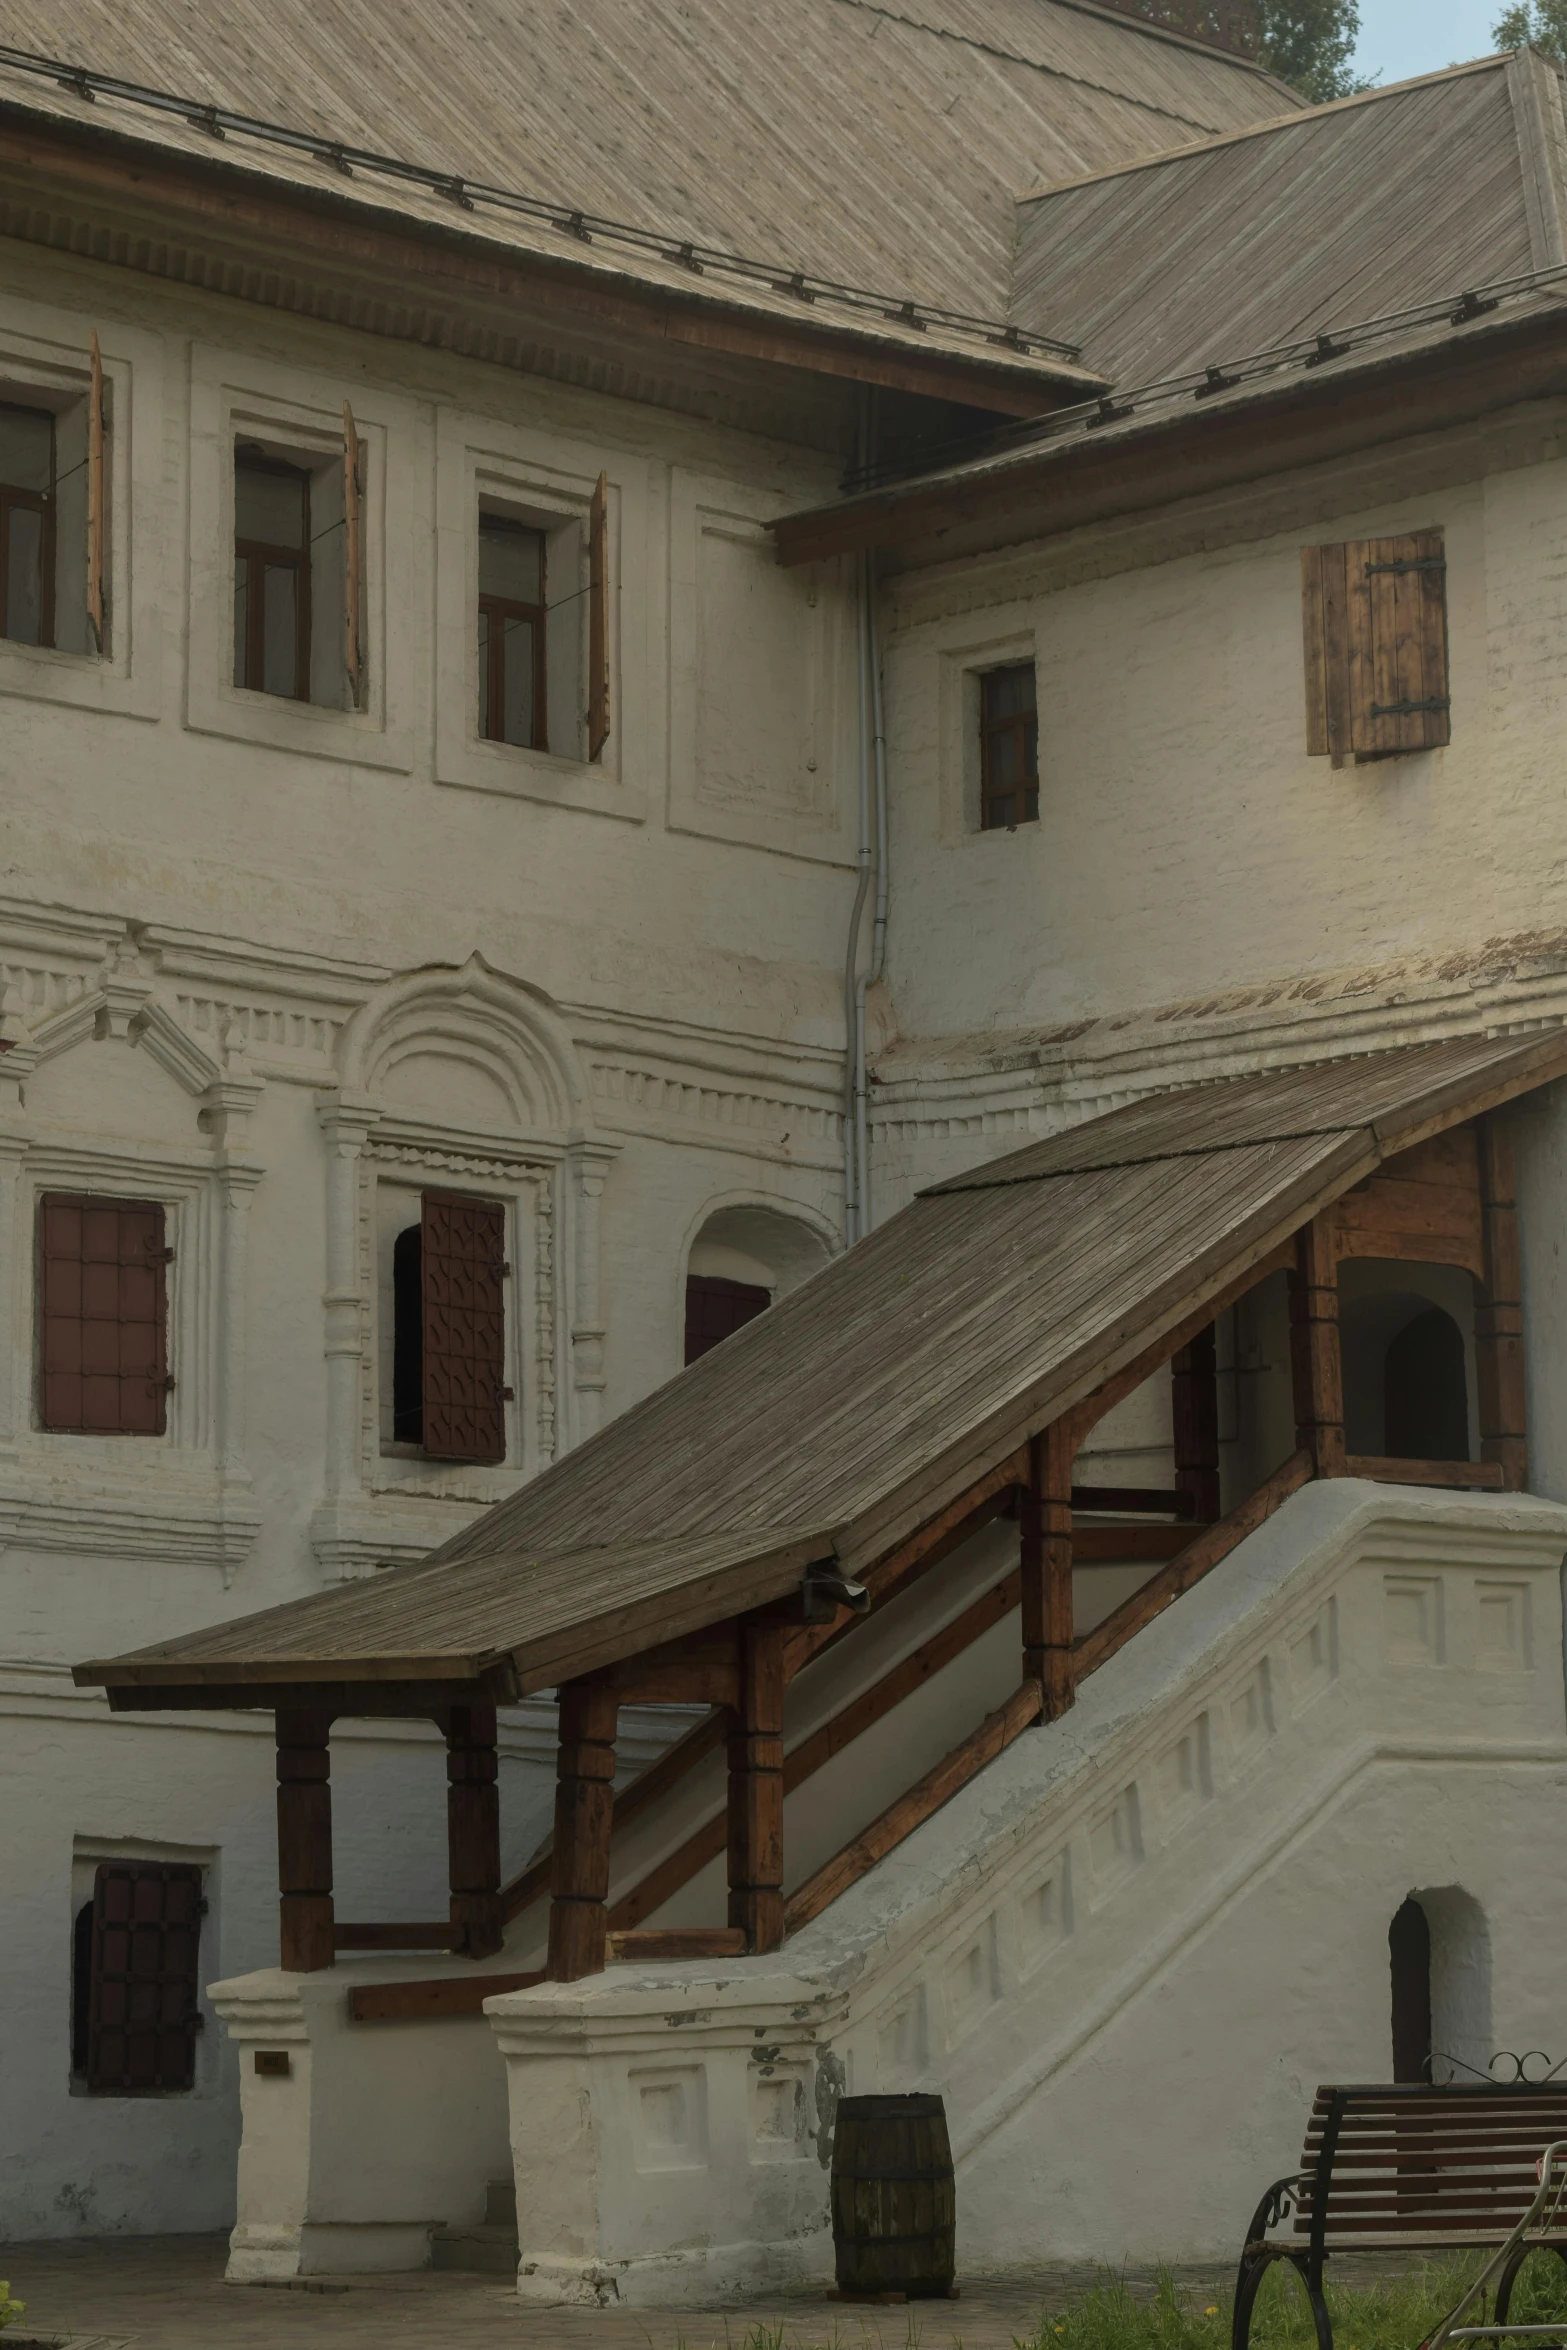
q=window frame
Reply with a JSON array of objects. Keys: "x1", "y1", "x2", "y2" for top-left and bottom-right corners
[
  {"x1": 36, "y1": 1190, "x2": 172, "y2": 1439},
  {"x1": 0, "y1": 399, "x2": 57, "y2": 649},
  {"x1": 71, "y1": 1858, "x2": 206, "y2": 2098},
  {"x1": 978, "y1": 660, "x2": 1040, "y2": 832},
  {"x1": 477, "y1": 513, "x2": 548, "y2": 751},
  {"x1": 232, "y1": 449, "x2": 312, "y2": 703}
]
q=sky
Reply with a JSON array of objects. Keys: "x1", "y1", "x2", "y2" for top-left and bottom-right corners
[{"x1": 1353, "y1": 0, "x2": 1513, "y2": 82}]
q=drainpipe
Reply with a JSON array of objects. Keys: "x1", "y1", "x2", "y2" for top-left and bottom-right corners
[{"x1": 842, "y1": 393, "x2": 887, "y2": 1247}]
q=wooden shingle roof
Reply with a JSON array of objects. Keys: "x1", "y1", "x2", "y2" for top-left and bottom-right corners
[{"x1": 77, "y1": 1027, "x2": 1567, "y2": 1705}]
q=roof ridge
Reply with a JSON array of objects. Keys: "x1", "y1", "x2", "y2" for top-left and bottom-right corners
[{"x1": 1016, "y1": 49, "x2": 1515, "y2": 204}]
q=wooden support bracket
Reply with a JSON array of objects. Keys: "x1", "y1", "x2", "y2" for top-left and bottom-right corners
[{"x1": 1021, "y1": 1422, "x2": 1074, "y2": 1720}]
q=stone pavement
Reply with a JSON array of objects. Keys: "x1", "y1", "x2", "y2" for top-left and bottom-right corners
[{"x1": 0, "y1": 2237, "x2": 1246, "y2": 2350}]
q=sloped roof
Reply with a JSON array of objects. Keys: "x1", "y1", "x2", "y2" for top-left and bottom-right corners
[
  {"x1": 0, "y1": 0, "x2": 1293, "y2": 374},
  {"x1": 1013, "y1": 52, "x2": 1564, "y2": 385},
  {"x1": 79, "y1": 1026, "x2": 1567, "y2": 1705}
]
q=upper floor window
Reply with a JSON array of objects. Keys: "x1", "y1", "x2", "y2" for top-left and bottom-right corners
[
  {"x1": 231, "y1": 414, "x2": 364, "y2": 711},
  {"x1": 0, "y1": 400, "x2": 56, "y2": 648},
  {"x1": 233, "y1": 450, "x2": 311, "y2": 700},
  {"x1": 388, "y1": 1189, "x2": 510, "y2": 1464},
  {"x1": 478, "y1": 512, "x2": 547, "y2": 750},
  {"x1": 1302, "y1": 530, "x2": 1449, "y2": 764},
  {"x1": 38, "y1": 1193, "x2": 171, "y2": 1437},
  {"x1": 980, "y1": 661, "x2": 1039, "y2": 830}
]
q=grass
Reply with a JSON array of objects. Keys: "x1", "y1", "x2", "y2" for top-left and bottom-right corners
[{"x1": 1015, "y1": 2252, "x2": 1567, "y2": 2350}]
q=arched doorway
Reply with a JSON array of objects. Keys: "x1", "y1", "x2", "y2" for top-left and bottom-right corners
[
  {"x1": 1390, "y1": 1897, "x2": 1432, "y2": 2083},
  {"x1": 682, "y1": 1202, "x2": 834, "y2": 1366}
]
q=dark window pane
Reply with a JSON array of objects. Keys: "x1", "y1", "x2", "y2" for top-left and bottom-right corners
[
  {"x1": 232, "y1": 558, "x2": 248, "y2": 689},
  {"x1": 477, "y1": 606, "x2": 493, "y2": 737},
  {"x1": 5, "y1": 503, "x2": 43, "y2": 645},
  {"x1": 260, "y1": 563, "x2": 298, "y2": 698},
  {"x1": 985, "y1": 793, "x2": 1016, "y2": 831},
  {"x1": 235, "y1": 457, "x2": 307, "y2": 548},
  {"x1": 501, "y1": 615, "x2": 535, "y2": 747},
  {"x1": 0, "y1": 402, "x2": 54, "y2": 495},
  {"x1": 1023, "y1": 787, "x2": 1039, "y2": 823},
  {"x1": 479, "y1": 518, "x2": 544, "y2": 603},
  {"x1": 988, "y1": 728, "x2": 1019, "y2": 787}
]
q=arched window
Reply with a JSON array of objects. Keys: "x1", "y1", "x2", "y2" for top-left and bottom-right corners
[
  {"x1": 1385, "y1": 1306, "x2": 1468, "y2": 1462},
  {"x1": 1340, "y1": 1266, "x2": 1475, "y2": 1463},
  {"x1": 683, "y1": 1204, "x2": 833, "y2": 1368},
  {"x1": 1390, "y1": 1897, "x2": 1433, "y2": 2083}
]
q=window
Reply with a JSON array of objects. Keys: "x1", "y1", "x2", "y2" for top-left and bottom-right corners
[
  {"x1": 685, "y1": 1274, "x2": 771, "y2": 1364},
  {"x1": 979, "y1": 662, "x2": 1039, "y2": 829},
  {"x1": 479, "y1": 512, "x2": 548, "y2": 749},
  {"x1": 38, "y1": 1194, "x2": 170, "y2": 1436},
  {"x1": 0, "y1": 399, "x2": 54, "y2": 646},
  {"x1": 230, "y1": 412, "x2": 363, "y2": 711},
  {"x1": 71, "y1": 1861, "x2": 204, "y2": 2095},
  {"x1": 1302, "y1": 531, "x2": 1450, "y2": 763},
  {"x1": 1389, "y1": 1896, "x2": 1433, "y2": 2085},
  {"x1": 233, "y1": 450, "x2": 310, "y2": 699},
  {"x1": 389, "y1": 1191, "x2": 510, "y2": 1463}
]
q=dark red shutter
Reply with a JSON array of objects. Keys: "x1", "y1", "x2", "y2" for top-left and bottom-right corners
[
  {"x1": 85, "y1": 1861, "x2": 204, "y2": 2094},
  {"x1": 684, "y1": 1274, "x2": 771, "y2": 1365},
  {"x1": 421, "y1": 1191, "x2": 507, "y2": 1464},
  {"x1": 40, "y1": 1194, "x2": 169, "y2": 1435}
]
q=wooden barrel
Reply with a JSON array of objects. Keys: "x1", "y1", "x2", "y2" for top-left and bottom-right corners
[{"x1": 831, "y1": 2092, "x2": 956, "y2": 2299}]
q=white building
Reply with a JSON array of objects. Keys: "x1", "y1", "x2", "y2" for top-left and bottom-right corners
[{"x1": 7, "y1": 0, "x2": 1567, "y2": 2298}]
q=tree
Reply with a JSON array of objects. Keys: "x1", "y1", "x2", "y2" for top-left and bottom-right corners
[
  {"x1": 1253, "y1": 0, "x2": 1367, "y2": 103},
  {"x1": 1493, "y1": 3, "x2": 1567, "y2": 62}
]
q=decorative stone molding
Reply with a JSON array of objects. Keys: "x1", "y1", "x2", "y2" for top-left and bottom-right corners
[{"x1": 0, "y1": 1479, "x2": 262, "y2": 1574}]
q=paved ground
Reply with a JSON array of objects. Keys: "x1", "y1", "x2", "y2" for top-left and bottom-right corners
[{"x1": 0, "y1": 2236, "x2": 1247, "y2": 2350}]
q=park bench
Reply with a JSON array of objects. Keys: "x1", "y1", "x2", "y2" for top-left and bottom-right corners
[{"x1": 1234, "y1": 2085, "x2": 1567, "y2": 2350}]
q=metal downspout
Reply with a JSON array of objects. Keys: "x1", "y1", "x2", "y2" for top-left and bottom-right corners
[
  {"x1": 856, "y1": 543, "x2": 888, "y2": 1235},
  {"x1": 842, "y1": 393, "x2": 876, "y2": 1246}
]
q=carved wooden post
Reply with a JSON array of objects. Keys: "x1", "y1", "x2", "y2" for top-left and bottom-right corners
[
  {"x1": 728, "y1": 1618, "x2": 785, "y2": 1953},
  {"x1": 1172, "y1": 1320, "x2": 1221, "y2": 1522},
  {"x1": 546, "y1": 1679, "x2": 618, "y2": 1982},
  {"x1": 276, "y1": 1708, "x2": 335, "y2": 1971},
  {"x1": 1290, "y1": 1209, "x2": 1345, "y2": 1476},
  {"x1": 446, "y1": 1699, "x2": 504, "y2": 1960},
  {"x1": 1477, "y1": 1117, "x2": 1528, "y2": 1492},
  {"x1": 1022, "y1": 1421, "x2": 1075, "y2": 1720}
]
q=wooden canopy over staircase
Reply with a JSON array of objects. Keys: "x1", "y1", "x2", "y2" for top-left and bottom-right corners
[{"x1": 76, "y1": 1027, "x2": 1565, "y2": 2004}]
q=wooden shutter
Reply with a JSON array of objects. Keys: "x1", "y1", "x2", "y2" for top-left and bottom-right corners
[
  {"x1": 39, "y1": 1194, "x2": 170, "y2": 1435},
  {"x1": 685, "y1": 1274, "x2": 771, "y2": 1365},
  {"x1": 588, "y1": 468, "x2": 610, "y2": 763},
  {"x1": 421, "y1": 1191, "x2": 507, "y2": 1463},
  {"x1": 1303, "y1": 531, "x2": 1449, "y2": 762},
  {"x1": 343, "y1": 401, "x2": 364, "y2": 710},
  {"x1": 85, "y1": 1860, "x2": 204, "y2": 2094},
  {"x1": 87, "y1": 331, "x2": 105, "y2": 653}
]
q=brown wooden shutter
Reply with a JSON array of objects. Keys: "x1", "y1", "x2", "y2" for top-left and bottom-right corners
[
  {"x1": 85, "y1": 1860, "x2": 204, "y2": 2094},
  {"x1": 343, "y1": 401, "x2": 364, "y2": 710},
  {"x1": 685, "y1": 1274, "x2": 771, "y2": 1365},
  {"x1": 588, "y1": 468, "x2": 610, "y2": 763},
  {"x1": 1303, "y1": 531, "x2": 1449, "y2": 762},
  {"x1": 87, "y1": 331, "x2": 106, "y2": 653},
  {"x1": 39, "y1": 1194, "x2": 170, "y2": 1435},
  {"x1": 421, "y1": 1191, "x2": 507, "y2": 1463}
]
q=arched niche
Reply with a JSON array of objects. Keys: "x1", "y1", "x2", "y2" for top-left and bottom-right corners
[
  {"x1": 336, "y1": 954, "x2": 586, "y2": 1138},
  {"x1": 681, "y1": 1200, "x2": 835, "y2": 1366},
  {"x1": 1391, "y1": 1887, "x2": 1492, "y2": 2085},
  {"x1": 1339, "y1": 1259, "x2": 1480, "y2": 1464}
]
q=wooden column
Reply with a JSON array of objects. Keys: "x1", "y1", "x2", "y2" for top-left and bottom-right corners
[
  {"x1": 1022, "y1": 1421, "x2": 1075, "y2": 1720},
  {"x1": 1477, "y1": 1117, "x2": 1528, "y2": 1492},
  {"x1": 1171, "y1": 1320, "x2": 1221, "y2": 1522},
  {"x1": 1290, "y1": 1210, "x2": 1346, "y2": 1476},
  {"x1": 276, "y1": 1708, "x2": 335, "y2": 1972},
  {"x1": 728, "y1": 1618, "x2": 785, "y2": 1954},
  {"x1": 546, "y1": 1679, "x2": 619, "y2": 1982},
  {"x1": 446, "y1": 1699, "x2": 504, "y2": 1960}
]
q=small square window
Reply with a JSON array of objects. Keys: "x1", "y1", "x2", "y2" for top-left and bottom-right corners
[
  {"x1": 979, "y1": 662, "x2": 1039, "y2": 830},
  {"x1": 71, "y1": 1861, "x2": 204, "y2": 2095}
]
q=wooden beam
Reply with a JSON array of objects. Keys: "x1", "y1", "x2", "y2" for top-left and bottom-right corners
[
  {"x1": 1172, "y1": 1321, "x2": 1221, "y2": 1523},
  {"x1": 1344, "y1": 1455, "x2": 1506, "y2": 1491},
  {"x1": 783, "y1": 1681, "x2": 1043, "y2": 1936},
  {"x1": 599, "y1": 1622, "x2": 739, "y2": 1708},
  {"x1": 1022, "y1": 1423, "x2": 1074, "y2": 1720},
  {"x1": 605, "y1": 1566, "x2": 1025, "y2": 1936},
  {"x1": 546, "y1": 1679, "x2": 618, "y2": 1982},
  {"x1": 446, "y1": 1699, "x2": 504, "y2": 1960},
  {"x1": 1074, "y1": 1450, "x2": 1313, "y2": 1680},
  {"x1": 728, "y1": 1618, "x2": 785, "y2": 1954},
  {"x1": 333, "y1": 1922, "x2": 460, "y2": 1952},
  {"x1": 1477, "y1": 1116, "x2": 1528, "y2": 1492},
  {"x1": 348, "y1": 1969, "x2": 545, "y2": 2024},
  {"x1": 101, "y1": 1672, "x2": 519, "y2": 1712},
  {"x1": 499, "y1": 1705, "x2": 728, "y2": 1923},
  {"x1": 276, "y1": 1707, "x2": 335, "y2": 1973},
  {"x1": 607, "y1": 1928, "x2": 747, "y2": 1963},
  {"x1": 1290, "y1": 1210, "x2": 1346, "y2": 1476}
]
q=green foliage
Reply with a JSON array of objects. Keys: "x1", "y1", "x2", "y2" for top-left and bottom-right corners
[
  {"x1": 0, "y1": 2279, "x2": 24, "y2": 2333},
  {"x1": 1494, "y1": 2, "x2": 1567, "y2": 63},
  {"x1": 1254, "y1": 0, "x2": 1370, "y2": 103}
]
